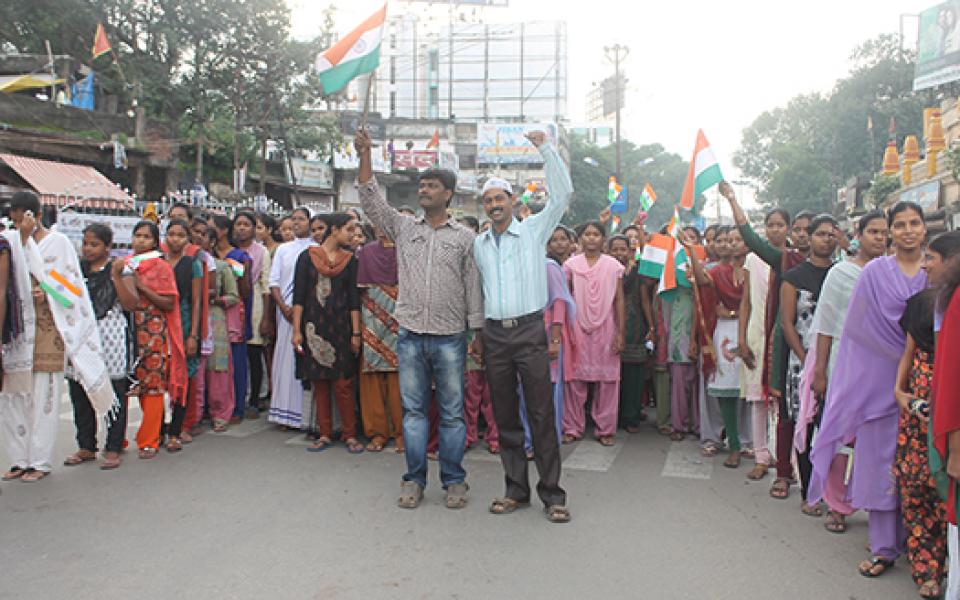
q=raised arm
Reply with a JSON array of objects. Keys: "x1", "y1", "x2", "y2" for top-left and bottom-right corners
[
  {"x1": 355, "y1": 129, "x2": 402, "y2": 241},
  {"x1": 719, "y1": 181, "x2": 783, "y2": 269},
  {"x1": 683, "y1": 241, "x2": 712, "y2": 287},
  {"x1": 525, "y1": 132, "x2": 574, "y2": 246}
]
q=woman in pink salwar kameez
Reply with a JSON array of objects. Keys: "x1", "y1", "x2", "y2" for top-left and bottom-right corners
[{"x1": 562, "y1": 221, "x2": 625, "y2": 446}]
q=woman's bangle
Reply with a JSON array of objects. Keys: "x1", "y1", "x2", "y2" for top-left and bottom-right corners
[
  {"x1": 551, "y1": 338, "x2": 561, "y2": 344},
  {"x1": 352, "y1": 332, "x2": 361, "y2": 337}
]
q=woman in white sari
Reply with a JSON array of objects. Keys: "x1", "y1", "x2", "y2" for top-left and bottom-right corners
[{"x1": 267, "y1": 208, "x2": 315, "y2": 429}]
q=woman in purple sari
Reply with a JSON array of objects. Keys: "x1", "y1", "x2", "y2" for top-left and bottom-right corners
[{"x1": 808, "y1": 201, "x2": 927, "y2": 578}]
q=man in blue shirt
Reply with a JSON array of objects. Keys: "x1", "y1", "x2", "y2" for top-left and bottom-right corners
[{"x1": 471, "y1": 130, "x2": 572, "y2": 523}]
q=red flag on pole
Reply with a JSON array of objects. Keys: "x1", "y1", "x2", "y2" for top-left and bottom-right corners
[
  {"x1": 92, "y1": 23, "x2": 112, "y2": 59},
  {"x1": 426, "y1": 128, "x2": 440, "y2": 149}
]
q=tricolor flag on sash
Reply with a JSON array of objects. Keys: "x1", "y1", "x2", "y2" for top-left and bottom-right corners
[
  {"x1": 315, "y1": 4, "x2": 387, "y2": 95},
  {"x1": 41, "y1": 268, "x2": 84, "y2": 308},
  {"x1": 680, "y1": 129, "x2": 724, "y2": 211},
  {"x1": 226, "y1": 258, "x2": 245, "y2": 278}
]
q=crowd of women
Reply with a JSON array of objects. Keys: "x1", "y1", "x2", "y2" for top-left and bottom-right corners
[{"x1": 4, "y1": 174, "x2": 960, "y2": 595}]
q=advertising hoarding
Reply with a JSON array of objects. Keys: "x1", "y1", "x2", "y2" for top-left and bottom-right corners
[
  {"x1": 915, "y1": 1, "x2": 960, "y2": 90},
  {"x1": 476, "y1": 122, "x2": 558, "y2": 165}
]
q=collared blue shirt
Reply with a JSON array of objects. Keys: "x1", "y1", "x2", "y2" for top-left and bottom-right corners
[{"x1": 474, "y1": 143, "x2": 573, "y2": 320}]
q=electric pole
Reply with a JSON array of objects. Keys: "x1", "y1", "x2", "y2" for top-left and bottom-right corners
[{"x1": 604, "y1": 44, "x2": 628, "y2": 181}]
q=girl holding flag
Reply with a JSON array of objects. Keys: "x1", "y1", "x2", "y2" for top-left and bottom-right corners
[{"x1": 114, "y1": 221, "x2": 187, "y2": 459}]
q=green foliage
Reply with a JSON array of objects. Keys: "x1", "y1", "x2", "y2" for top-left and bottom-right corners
[
  {"x1": 734, "y1": 33, "x2": 932, "y2": 216},
  {"x1": 946, "y1": 144, "x2": 960, "y2": 184},
  {"x1": 867, "y1": 174, "x2": 901, "y2": 208},
  {"x1": 0, "y1": 0, "x2": 342, "y2": 185},
  {"x1": 567, "y1": 135, "x2": 690, "y2": 229}
]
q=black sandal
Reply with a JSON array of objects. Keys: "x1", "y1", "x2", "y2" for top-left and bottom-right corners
[
  {"x1": 1, "y1": 466, "x2": 25, "y2": 481},
  {"x1": 858, "y1": 557, "x2": 894, "y2": 578}
]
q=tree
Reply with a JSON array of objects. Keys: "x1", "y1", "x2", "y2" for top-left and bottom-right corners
[
  {"x1": 735, "y1": 34, "x2": 932, "y2": 214},
  {"x1": 1, "y1": 1, "x2": 342, "y2": 192},
  {"x1": 567, "y1": 135, "x2": 690, "y2": 230}
]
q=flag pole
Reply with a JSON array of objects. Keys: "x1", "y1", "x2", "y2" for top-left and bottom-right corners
[{"x1": 360, "y1": 70, "x2": 376, "y2": 127}]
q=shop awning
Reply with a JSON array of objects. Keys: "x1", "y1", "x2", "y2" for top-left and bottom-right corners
[
  {"x1": 0, "y1": 73, "x2": 64, "y2": 93},
  {"x1": 0, "y1": 153, "x2": 133, "y2": 210}
]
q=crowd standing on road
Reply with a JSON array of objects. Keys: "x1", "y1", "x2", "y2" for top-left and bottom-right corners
[{"x1": 5, "y1": 130, "x2": 960, "y2": 596}]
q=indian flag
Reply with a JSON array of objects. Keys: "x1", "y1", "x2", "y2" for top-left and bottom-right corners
[
  {"x1": 638, "y1": 233, "x2": 676, "y2": 290},
  {"x1": 666, "y1": 207, "x2": 681, "y2": 238},
  {"x1": 315, "y1": 4, "x2": 387, "y2": 95},
  {"x1": 607, "y1": 176, "x2": 622, "y2": 203},
  {"x1": 639, "y1": 183, "x2": 657, "y2": 211},
  {"x1": 680, "y1": 129, "x2": 723, "y2": 210}
]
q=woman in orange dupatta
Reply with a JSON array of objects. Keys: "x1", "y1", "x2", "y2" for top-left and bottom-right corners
[{"x1": 115, "y1": 221, "x2": 187, "y2": 458}]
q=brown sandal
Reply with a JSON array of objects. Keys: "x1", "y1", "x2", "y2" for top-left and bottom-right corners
[
  {"x1": 723, "y1": 451, "x2": 742, "y2": 469},
  {"x1": 669, "y1": 432, "x2": 686, "y2": 442},
  {"x1": 100, "y1": 452, "x2": 122, "y2": 470},
  {"x1": 598, "y1": 435, "x2": 615, "y2": 446},
  {"x1": 824, "y1": 510, "x2": 847, "y2": 533},
  {"x1": 746, "y1": 463, "x2": 768, "y2": 480},
  {"x1": 489, "y1": 497, "x2": 529, "y2": 515},
  {"x1": 138, "y1": 447, "x2": 158, "y2": 460},
  {"x1": 366, "y1": 436, "x2": 386, "y2": 452},
  {"x1": 801, "y1": 502, "x2": 824, "y2": 517},
  {"x1": 165, "y1": 438, "x2": 183, "y2": 453},
  {"x1": 769, "y1": 477, "x2": 790, "y2": 499},
  {"x1": 63, "y1": 450, "x2": 97, "y2": 466}
]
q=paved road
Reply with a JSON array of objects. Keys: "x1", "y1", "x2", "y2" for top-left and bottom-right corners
[{"x1": 0, "y1": 404, "x2": 920, "y2": 600}]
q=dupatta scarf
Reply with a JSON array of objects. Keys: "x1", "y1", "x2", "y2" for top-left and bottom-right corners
[
  {"x1": 545, "y1": 258, "x2": 577, "y2": 380},
  {"x1": 564, "y1": 253, "x2": 623, "y2": 333},
  {"x1": 933, "y1": 288, "x2": 960, "y2": 523},
  {"x1": 2, "y1": 230, "x2": 118, "y2": 420},
  {"x1": 134, "y1": 255, "x2": 188, "y2": 407}
]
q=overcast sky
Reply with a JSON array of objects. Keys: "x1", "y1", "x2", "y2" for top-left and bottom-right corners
[{"x1": 288, "y1": 0, "x2": 936, "y2": 206}]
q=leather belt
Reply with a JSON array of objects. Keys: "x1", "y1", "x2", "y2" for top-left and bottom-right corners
[{"x1": 486, "y1": 310, "x2": 543, "y2": 329}]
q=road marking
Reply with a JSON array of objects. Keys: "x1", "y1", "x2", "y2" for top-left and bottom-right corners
[
  {"x1": 661, "y1": 442, "x2": 713, "y2": 480},
  {"x1": 562, "y1": 438, "x2": 624, "y2": 472}
]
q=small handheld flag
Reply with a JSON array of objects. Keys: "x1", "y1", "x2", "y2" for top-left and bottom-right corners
[
  {"x1": 640, "y1": 183, "x2": 657, "y2": 211},
  {"x1": 680, "y1": 129, "x2": 723, "y2": 211},
  {"x1": 520, "y1": 182, "x2": 537, "y2": 204},
  {"x1": 607, "y1": 176, "x2": 622, "y2": 203},
  {"x1": 92, "y1": 23, "x2": 112, "y2": 59},
  {"x1": 126, "y1": 250, "x2": 163, "y2": 270}
]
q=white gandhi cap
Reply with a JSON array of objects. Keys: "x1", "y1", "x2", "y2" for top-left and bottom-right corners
[{"x1": 482, "y1": 177, "x2": 513, "y2": 196}]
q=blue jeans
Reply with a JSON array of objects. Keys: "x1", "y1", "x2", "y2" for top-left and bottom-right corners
[{"x1": 397, "y1": 328, "x2": 467, "y2": 489}]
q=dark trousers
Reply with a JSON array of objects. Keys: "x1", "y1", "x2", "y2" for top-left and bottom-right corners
[
  {"x1": 68, "y1": 378, "x2": 130, "y2": 453},
  {"x1": 167, "y1": 403, "x2": 187, "y2": 438},
  {"x1": 248, "y1": 344, "x2": 265, "y2": 408},
  {"x1": 482, "y1": 317, "x2": 566, "y2": 507}
]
